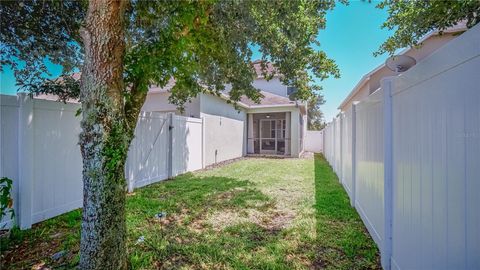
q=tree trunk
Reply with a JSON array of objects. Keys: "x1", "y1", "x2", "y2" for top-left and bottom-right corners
[{"x1": 78, "y1": 1, "x2": 130, "y2": 269}]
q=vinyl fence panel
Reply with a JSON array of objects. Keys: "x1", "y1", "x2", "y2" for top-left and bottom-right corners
[
  {"x1": 0, "y1": 95, "x2": 20, "y2": 228},
  {"x1": 329, "y1": 122, "x2": 335, "y2": 165},
  {"x1": 323, "y1": 123, "x2": 332, "y2": 164},
  {"x1": 126, "y1": 112, "x2": 169, "y2": 190},
  {"x1": 171, "y1": 115, "x2": 203, "y2": 176},
  {"x1": 304, "y1": 130, "x2": 323, "y2": 153},
  {"x1": 390, "y1": 24, "x2": 480, "y2": 270},
  {"x1": 341, "y1": 107, "x2": 353, "y2": 197},
  {"x1": 31, "y1": 99, "x2": 83, "y2": 224},
  {"x1": 334, "y1": 117, "x2": 341, "y2": 175},
  {"x1": 321, "y1": 23, "x2": 480, "y2": 270},
  {"x1": 1, "y1": 95, "x2": 247, "y2": 229},
  {"x1": 355, "y1": 89, "x2": 385, "y2": 250},
  {"x1": 324, "y1": 121, "x2": 335, "y2": 166}
]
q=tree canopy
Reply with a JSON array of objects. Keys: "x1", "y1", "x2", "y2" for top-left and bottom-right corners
[
  {"x1": 0, "y1": 1, "x2": 85, "y2": 95},
  {"x1": 1, "y1": 0, "x2": 340, "y2": 108},
  {"x1": 376, "y1": 0, "x2": 480, "y2": 56},
  {"x1": 307, "y1": 93, "x2": 326, "y2": 130}
]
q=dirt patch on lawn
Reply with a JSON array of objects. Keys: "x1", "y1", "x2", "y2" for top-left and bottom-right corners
[
  {"x1": 202, "y1": 157, "x2": 247, "y2": 171},
  {"x1": 212, "y1": 187, "x2": 247, "y2": 200},
  {"x1": 205, "y1": 207, "x2": 296, "y2": 232},
  {"x1": 0, "y1": 229, "x2": 79, "y2": 270},
  {"x1": 301, "y1": 151, "x2": 315, "y2": 159},
  {"x1": 207, "y1": 209, "x2": 265, "y2": 230},
  {"x1": 267, "y1": 209, "x2": 296, "y2": 230}
]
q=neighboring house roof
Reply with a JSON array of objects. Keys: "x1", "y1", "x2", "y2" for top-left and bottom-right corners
[
  {"x1": 53, "y1": 72, "x2": 82, "y2": 82},
  {"x1": 251, "y1": 60, "x2": 278, "y2": 79},
  {"x1": 36, "y1": 61, "x2": 298, "y2": 109},
  {"x1": 239, "y1": 91, "x2": 295, "y2": 107},
  {"x1": 148, "y1": 62, "x2": 300, "y2": 109},
  {"x1": 33, "y1": 78, "x2": 301, "y2": 110},
  {"x1": 33, "y1": 93, "x2": 80, "y2": 104},
  {"x1": 337, "y1": 23, "x2": 467, "y2": 110},
  {"x1": 148, "y1": 77, "x2": 176, "y2": 93},
  {"x1": 149, "y1": 60, "x2": 276, "y2": 93},
  {"x1": 149, "y1": 79, "x2": 298, "y2": 109}
]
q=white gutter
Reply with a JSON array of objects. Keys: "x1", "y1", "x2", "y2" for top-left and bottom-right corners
[
  {"x1": 218, "y1": 92, "x2": 304, "y2": 110},
  {"x1": 248, "y1": 103, "x2": 298, "y2": 108},
  {"x1": 218, "y1": 93, "x2": 250, "y2": 109}
]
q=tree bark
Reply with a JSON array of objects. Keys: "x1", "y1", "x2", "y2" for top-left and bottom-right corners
[{"x1": 78, "y1": 1, "x2": 130, "y2": 269}]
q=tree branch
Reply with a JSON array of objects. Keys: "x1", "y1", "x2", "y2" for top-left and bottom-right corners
[{"x1": 124, "y1": 80, "x2": 148, "y2": 132}]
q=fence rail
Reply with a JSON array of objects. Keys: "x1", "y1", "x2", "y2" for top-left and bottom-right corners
[{"x1": 322, "y1": 24, "x2": 480, "y2": 270}]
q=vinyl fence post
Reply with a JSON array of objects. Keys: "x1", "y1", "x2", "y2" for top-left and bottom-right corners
[
  {"x1": 18, "y1": 93, "x2": 34, "y2": 229},
  {"x1": 332, "y1": 118, "x2": 336, "y2": 175},
  {"x1": 201, "y1": 116, "x2": 205, "y2": 169},
  {"x1": 320, "y1": 130, "x2": 324, "y2": 153},
  {"x1": 382, "y1": 77, "x2": 394, "y2": 270},
  {"x1": 351, "y1": 103, "x2": 357, "y2": 208},
  {"x1": 126, "y1": 113, "x2": 138, "y2": 193},
  {"x1": 126, "y1": 148, "x2": 134, "y2": 193},
  {"x1": 167, "y1": 113, "x2": 173, "y2": 179},
  {"x1": 339, "y1": 114, "x2": 343, "y2": 183}
]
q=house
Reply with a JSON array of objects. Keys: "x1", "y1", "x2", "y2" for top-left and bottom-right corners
[
  {"x1": 142, "y1": 61, "x2": 308, "y2": 157},
  {"x1": 338, "y1": 24, "x2": 467, "y2": 113},
  {"x1": 33, "y1": 61, "x2": 308, "y2": 157}
]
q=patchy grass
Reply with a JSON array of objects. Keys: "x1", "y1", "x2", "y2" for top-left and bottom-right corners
[
  {"x1": 0, "y1": 210, "x2": 81, "y2": 269},
  {"x1": 0, "y1": 154, "x2": 379, "y2": 269}
]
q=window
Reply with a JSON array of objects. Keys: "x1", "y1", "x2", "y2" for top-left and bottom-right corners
[{"x1": 287, "y1": 86, "x2": 297, "y2": 96}]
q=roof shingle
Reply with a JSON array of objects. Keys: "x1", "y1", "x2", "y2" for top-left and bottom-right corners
[{"x1": 239, "y1": 91, "x2": 294, "y2": 107}]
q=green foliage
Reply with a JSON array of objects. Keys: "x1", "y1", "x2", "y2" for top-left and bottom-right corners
[
  {"x1": 27, "y1": 76, "x2": 81, "y2": 103},
  {"x1": 0, "y1": 177, "x2": 14, "y2": 224},
  {"x1": 2, "y1": 0, "x2": 340, "y2": 106},
  {"x1": 0, "y1": 0, "x2": 85, "y2": 89},
  {"x1": 376, "y1": 0, "x2": 480, "y2": 56},
  {"x1": 102, "y1": 120, "x2": 131, "y2": 185},
  {"x1": 307, "y1": 93, "x2": 326, "y2": 130}
]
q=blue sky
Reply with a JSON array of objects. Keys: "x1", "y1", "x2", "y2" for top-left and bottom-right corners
[
  {"x1": 316, "y1": 1, "x2": 393, "y2": 120},
  {"x1": 0, "y1": 1, "x2": 392, "y2": 121}
]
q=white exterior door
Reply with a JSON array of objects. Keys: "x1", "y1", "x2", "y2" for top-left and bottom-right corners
[
  {"x1": 260, "y1": 119, "x2": 276, "y2": 154},
  {"x1": 259, "y1": 119, "x2": 286, "y2": 155}
]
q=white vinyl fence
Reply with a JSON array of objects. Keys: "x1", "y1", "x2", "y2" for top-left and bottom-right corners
[
  {"x1": 125, "y1": 113, "x2": 203, "y2": 191},
  {"x1": 304, "y1": 130, "x2": 323, "y2": 153},
  {"x1": 322, "y1": 24, "x2": 480, "y2": 270},
  {"x1": 0, "y1": 94, "x2": 243, "y2": 229}
]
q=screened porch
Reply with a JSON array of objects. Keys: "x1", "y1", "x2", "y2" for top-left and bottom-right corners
[{"x1": 247, "y1": 112, "x2": 291, "y2": 156}]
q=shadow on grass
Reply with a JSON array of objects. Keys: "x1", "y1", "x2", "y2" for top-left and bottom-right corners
[
  {"x1": 126, "y1": 173, "x2": 270, "y2": 221},
  {"x1": 313, "y1": 153, "x2": 380, "y2": 269},
  {"x1": 0, "y1": 173, "x2": 275, "y2": 270},
  {"x1": 0, "y1": 209, "x2": 82, "y2": 269},
  {"x1": 125, "y1": 173, "x2": 285, "y2": 269},
  {"x1": 1, "y1": 156, "x2": 381, "y2": 270}
]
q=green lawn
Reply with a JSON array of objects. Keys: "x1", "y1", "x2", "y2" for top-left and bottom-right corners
[{"x1": 0, "y1": 154, "x2": 379, "y2": 269}]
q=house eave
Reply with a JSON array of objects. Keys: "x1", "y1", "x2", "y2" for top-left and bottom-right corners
[
  {"x1": 218, "y1": 93, "x2": 250, "y2": 109},
  {"x1": 248, "y1": 103, "x2": 298, "y2": 109},
  {"x1": 338, "y1": 76, "x2": 370, "y2": 110},
  {"x1": 337, "y1": 25, "x2": 467, "y2": 111}
]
